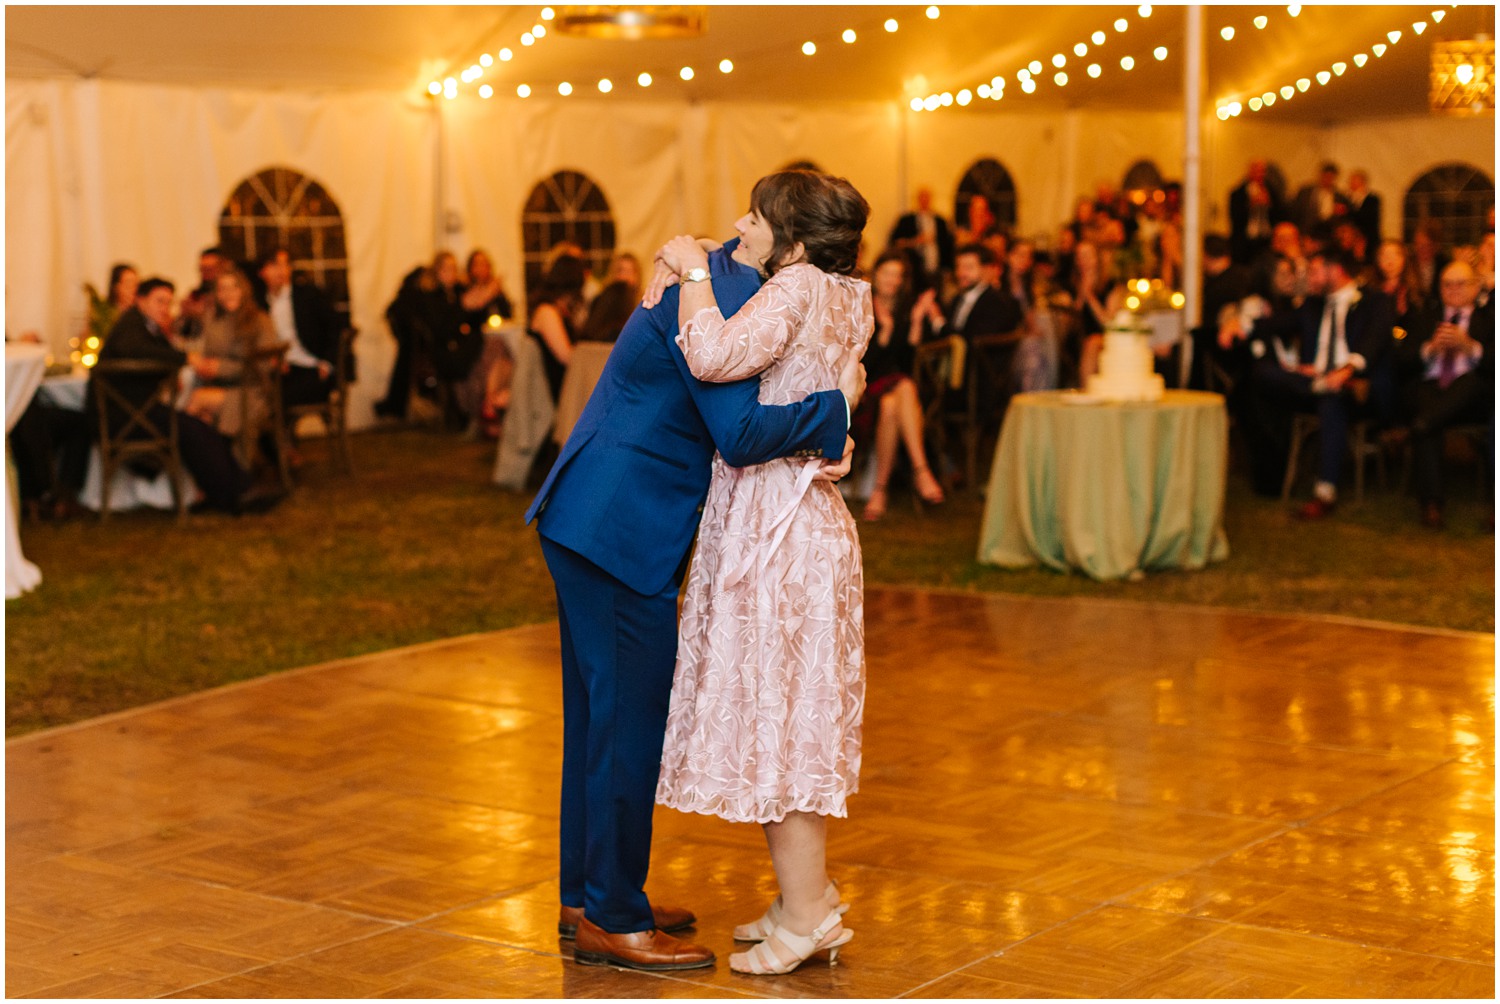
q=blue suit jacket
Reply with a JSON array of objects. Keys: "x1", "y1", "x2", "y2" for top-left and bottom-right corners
[{"x1": 525, "y1": 240, "x2": 848, "y2": 596}]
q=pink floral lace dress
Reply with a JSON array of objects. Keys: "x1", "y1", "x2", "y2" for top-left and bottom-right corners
[{"x1": 656, "y1": 263, "x2": 873, "y2": 824}]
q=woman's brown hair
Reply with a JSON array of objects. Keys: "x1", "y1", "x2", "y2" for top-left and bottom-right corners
[
  {"x1": 750, "y1": 170, "x2": 869, "y2": 278},
  {"x1": 214, "y1": 267, "x2": 266, "y2": 338}
]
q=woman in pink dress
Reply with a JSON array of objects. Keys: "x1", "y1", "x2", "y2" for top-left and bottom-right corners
[{"x1": 647, "y1": 171, "x2": 872, "y2": 976}]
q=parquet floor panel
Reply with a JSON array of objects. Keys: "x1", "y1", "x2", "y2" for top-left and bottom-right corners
[{"x1": 7, "y1": 588, "x2": 1493, "y2": 998}]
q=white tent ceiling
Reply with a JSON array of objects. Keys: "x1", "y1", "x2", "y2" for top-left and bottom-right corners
[{"x1": 6, "y1": 4, "x2": 1495, "y2": 122}]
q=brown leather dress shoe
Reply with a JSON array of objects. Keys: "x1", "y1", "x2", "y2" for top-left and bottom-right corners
[
  {"x1": 559, "y1": 903, "x2": 695, "y2": 939},
  {"x1": 572, "y1": 916, "x2": 715, "y2": 971}
]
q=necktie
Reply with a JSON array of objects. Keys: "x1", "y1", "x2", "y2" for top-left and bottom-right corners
[
  {"x1": 1439, "y1": 311, "x2": 1461, "y2": 388},
  {"x1": 1315, "y1": 299, "x2": 1334, "y2": 374}
]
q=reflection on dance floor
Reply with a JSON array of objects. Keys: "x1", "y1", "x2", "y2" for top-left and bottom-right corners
[{"x1": 6, "y1": 588, "x2": 1493, "y2": 998}]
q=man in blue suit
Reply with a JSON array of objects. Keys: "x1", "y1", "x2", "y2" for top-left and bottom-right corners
[{"x1": 524, "y1": 238, "x2": 859, "y2": 971}]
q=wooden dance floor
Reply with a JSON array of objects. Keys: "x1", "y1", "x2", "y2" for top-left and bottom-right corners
[{"x1": 7, "y1": 588, "x2": 1494, "y2": 998}]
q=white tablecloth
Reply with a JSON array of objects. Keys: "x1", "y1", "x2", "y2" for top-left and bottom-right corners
[
  {"x1": 40, "y1": 369, "x2": 197, "y2": 512},
  {"x1": 6, "y1": 343, "x2": 47, "y2": 598}
]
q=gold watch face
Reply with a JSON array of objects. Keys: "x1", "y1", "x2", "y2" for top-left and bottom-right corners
[{"x1": 687, "y1": 267, "x2": 709, "y2": 282}]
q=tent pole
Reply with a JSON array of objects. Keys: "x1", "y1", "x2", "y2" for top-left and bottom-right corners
[
  {"x1": 896, "y1": 101, "x2": 909, "y2": 217},
  {"x1": 1181, "y1": 3, "x2": 1204, "y2": 389},
  {"x1": 432, "y1": 99, "x2": 445, "y2": 254}
]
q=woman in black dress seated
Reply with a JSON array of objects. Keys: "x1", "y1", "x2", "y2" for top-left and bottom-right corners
[
  {"x1": 853, "y1": 251, "x2": 947, "y2": 521},
  {"x1": 527, "y1": 254, "x2": 584, "y2": 400}
]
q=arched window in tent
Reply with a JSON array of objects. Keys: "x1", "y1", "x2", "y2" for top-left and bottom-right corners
[
  {"x1": 954, "y1": 158, "x2": 1017, "y2": 236},
  {"x1": 218, "y1": 166, "x2": 349, "y2": 322},
  {"x1": 1404, "y1": 162, "x2": 1495, "y2": 250},
  {"x1": 521, "y1": 170, "x2": 617, "y2": 295}
]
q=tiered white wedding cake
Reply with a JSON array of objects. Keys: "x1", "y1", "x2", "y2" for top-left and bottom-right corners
[{"x1": 1086, "y1": 310, "x2": 1165, "y2": 402}]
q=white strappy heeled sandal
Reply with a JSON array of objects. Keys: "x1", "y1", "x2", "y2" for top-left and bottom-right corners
[
  {"x1": 732, "y1": 881, "x2": 847, "y2": 942},
  {"x1": 729, "y1": 908, "x2": 853, "y2": 975}
]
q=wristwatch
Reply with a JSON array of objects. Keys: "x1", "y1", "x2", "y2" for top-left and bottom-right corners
[{"x1": 683, "y1": 266, "x2": 710, "y2": 283}]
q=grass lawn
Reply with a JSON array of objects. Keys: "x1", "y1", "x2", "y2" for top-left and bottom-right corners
[{"x1": 6, "y1": 425, "x2": 1493, "y2": 737}]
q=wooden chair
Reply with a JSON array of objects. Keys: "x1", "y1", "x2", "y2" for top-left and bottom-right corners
[
  {"x1": 236, "y1": 343, "x2": 291, "y2": 489},
  {"x1": 1397, "y1": 422, "x2": 1492, "y2": 499},
  {"x1": 1281, "y1": 413, "x2": 1387, "y2": 503},
  {"x1": 965, "y1": 328, "x2": 1028, "y2": 490},
  {"x1": 285, "y1": 328, "x2": 356, "y2": 476},
  {"x1": 911, "y1": 338, "x2": 969, "y2": 490},
  {"x1": 90, "y1": 358, "x2": 187, "y2": 521}
]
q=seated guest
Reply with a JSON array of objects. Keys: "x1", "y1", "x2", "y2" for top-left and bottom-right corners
[
  {"x1": 88, "y1": 277, "x2": 262, "y2": 514},
  {"x1": 1249, "y1": 249, "x2": 1396, "y2": 519},
  {"x1": 375, "y1": 263, "x2": 435, "y2": 420},
  {"x1": 577, "y1": 280, "x2": 635, "y2": 344},
  {"x1": 1411, "y1": 222, "x2": 1449, "y2": 304},
  {"x1": 527, "y1": 254, "x2": 584, "y2": 401},
  {"x1": 257, "y1": 248, "x2": 341, "y2": 411},
  {"x1": 1226, "y1": 254, "x2": 1304, "y2": 496},
  {"x1": 185, "y1": 268, "x2": 281, "y2": 441},
  {"x1": 855, "y1": 252, "x2": 946, "y2": 521},
  {"x1": 1373, "y1": 238, "x2": 1426, "y2": 331},
  {"x1": 1001, "y1": 239, "x2": 1036, "y2": 313},
  {"x1": 1398, "y1": 260, "x2": 1494, "y2": 528},
  {"x1": 421, "y1": 251, "x2": 480, "y2": 427},
  {"x1": 85, "y1": 263, "x2": 139, "y2": 344},
  {"x1": 1190, "y1": 233, "x2": 1255, "y2": 390},
  {"x1": 176, "y1": 246, "x2": 226, "y2": 341},
  {"x1": 604, "y1": 252, "x2": 643, "y2": 299},
  {"x1": 914, "y1": 243, "x2": 1022, "y2": 343},
  {"x1": 461, "y1": 249, "x2": 514, "y2": 329}
]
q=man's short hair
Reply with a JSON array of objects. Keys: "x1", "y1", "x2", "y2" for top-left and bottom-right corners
[
  {"x1": 1319, "y1": 161, "x2": 1339, "y2": 176},
  {"x1": 956, "y1": 242, "x2": 997, "y2": 266},
  {"x1": 200, "y1": 245, "x2": 225, "y2": 259},
  {"x1": 256, "y1": 248, "x2": 286, "y2": 272},
  {"x1": 135, "y1": 277, "x2": 175, "y2": 299},
  {"x1": 1203, "y1": 233, "x2": 1231, "y2": 259},
  {"x1": 1319, "y1": 247, "x2": 1361, "y2": 279}
]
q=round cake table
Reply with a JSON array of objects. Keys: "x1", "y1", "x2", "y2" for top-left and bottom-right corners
[{"x1": 978, "y1": 389, "x2": 1230, "y2": 581}]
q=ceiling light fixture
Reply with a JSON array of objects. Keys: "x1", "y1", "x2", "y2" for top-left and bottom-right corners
[{"x1": 552, "y1": 6, "x2": 707, "y2": 40}]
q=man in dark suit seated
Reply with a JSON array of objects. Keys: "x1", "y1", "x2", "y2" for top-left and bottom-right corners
[
  {"x1": 89, "y1": 277, "x2": 261, "y2": 514},
  {"x1": 1398, "y1": 260, "x2": 1494, "y2": 528},
  {"x1": 257, "y1": 248, "x2": 342, "y2": 409},
  {"x1": 913, "y1": 243, "x2": 1024, "y2": 473},
  {"x1": 915, "y1": 243, "x2": 1023, "y2": 343},
  {"x1": 1248, "y1": 248, "x2": 1396, "y2": 519}
]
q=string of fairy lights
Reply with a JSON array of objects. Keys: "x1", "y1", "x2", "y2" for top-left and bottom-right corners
[
  {"x1": 425, "y1": 5, "x2": 1464, "y2": 114},
  {"x1": 428, "y1": 5, "x2": 954, "y2": 101},
  {"x1": 1215, "y1": 7, "x2": 1455, "y2": 119}
]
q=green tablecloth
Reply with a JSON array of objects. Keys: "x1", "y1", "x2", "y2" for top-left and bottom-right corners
[{"x1": 978, "y1": 390, "x2": 1230, "y2": 581}]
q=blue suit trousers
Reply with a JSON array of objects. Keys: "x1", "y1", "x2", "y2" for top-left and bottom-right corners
[{"x1": 539, "y1": 533, "x2": 680, "y2": 934}]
